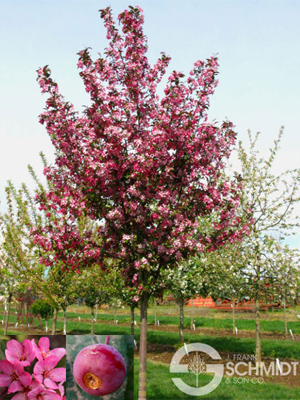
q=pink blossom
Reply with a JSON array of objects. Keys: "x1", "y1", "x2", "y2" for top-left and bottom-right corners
[
  {"x1": 28, "y1": 384, "x2": 62, "y2": 400},
  {"x1": 0, "y1": 359, "x2": 31, "y2": 394},
  {"x1": 33, "y1": 337, "x2": 66, "y2": 363},
  {"x1": 33, "y1": 356, "x2": 66, "y2": 389},
  {"x1": 5, "y1": 339, "x2": 35, "y2": 367},
  {"x1": 10, "y1": 380, "x2": 40, "y2": 400}
]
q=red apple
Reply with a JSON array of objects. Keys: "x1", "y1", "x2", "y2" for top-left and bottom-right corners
[{"x1": 73, "y1": 343, "x2": 126, "y2": 396}]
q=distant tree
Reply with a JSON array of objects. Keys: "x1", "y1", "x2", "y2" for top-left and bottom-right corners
[
  {"x1": 0, "y1": 181, "x2": 45, "y2": 334},
  {"x1": 78, "y1": 266, "x2": 112, "y2": 335},
  {"x1": 30, "y1": 298, "x2": 54, "y2": 332},
  {"x1": 227, "y1": 130, "x2": 300, "y2": 362},
  {"x1": 164, "y1": 259, "x2": 206, "y2": 341}
]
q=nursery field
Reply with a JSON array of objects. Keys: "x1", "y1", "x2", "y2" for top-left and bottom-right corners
[
  {"x1": 0, "y1": 306, "x2": 300, "y2": 394},
  {"x1": 1, "y1": 304, "x2": 300, "y2": 399},
  {"x1": 2, "y1": 302, "x2": 300, "y2": 336}
]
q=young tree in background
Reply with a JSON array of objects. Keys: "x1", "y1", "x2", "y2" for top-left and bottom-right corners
[
  {"x1": 0, "y1": 181, "x2": 45, "y2": 334},
  {"x1": 34, "y1": 6, "x2": 250, "y2": 398},
  {"x1": 233, "y1": 130, "x2": 300, "y2": 362},
  {"x1": 77, "y1": 265, "x2": 112, "y2": 335},
  {"x1": 164, "y1": 260, "x2": 206, "y2": 342}
]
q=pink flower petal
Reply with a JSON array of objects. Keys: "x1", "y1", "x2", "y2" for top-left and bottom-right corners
[
  {"x1": 0, "y1": 374, "x2": 11, "y2": 386},
  {"x1": 30, "y1": 381, "x2": 42, "y2": 391},
  {"x1": 19, "y1": 371, "x2": 32, "y2": 386},
  {"x1": 28, "y1": 386, "x2": 44, "y2": 399},
  {"x1": 50, "y1": 368, "x2": 66, "y2": 383},
  {"x1": 49, "y1": 348, "x2": 66, "y2": 361},
  {"x1": 44, "y1": 356, "x2": 59, "y2": 370},
  {"x1": 39, "y1": 337, "x2": 50, "y2": 352},
  {"x1": 5, "y1": 350, "x2": 16, "y2": 364},
  {"x1": 58, "y1": 382, "x2": 64, "y2": 396},
  {"x1": 44, "y1": 391, "x2": 62, "y2": 400},
  {"x1": 8, "y1": 380, "x2": 21, "y2": 394},
  {"x1": 0, "y1": 360, "x2": 14, "y2": 374},
  {"x1": 19, "y1": 360, "x2": 31, "y2": 367},
  {"x1": 33, "y1": 373, "x2": 43, "y2": 384},
  {"x1": 13, "y1": 360, "x2": 24, "y2": 375},
  {"x1": 44, "y1": 378, "x2": 58, "y2": 389},
  {"x1": 11, "y1": 392, "x2": 26, "y2": 400},
  {"x1": 22, "y1": 340, "x2": 34, "y2": 360},
  {"x1": 7, "y1": 340, "x2": 22, "y2": 356},
  {"x1": 27, "y1": 351, "x2": 36, "y2": 363},
  {"x1": 32, "y1": 342, "x2": 43, "y2": 361},
  {"x1": 33, "y1": 360, "x2": 44, "y2": 375}
]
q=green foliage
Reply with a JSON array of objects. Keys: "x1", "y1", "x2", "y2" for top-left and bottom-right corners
[{"x1": 30, "y1": 299, "x2": 54, "y2": 320}]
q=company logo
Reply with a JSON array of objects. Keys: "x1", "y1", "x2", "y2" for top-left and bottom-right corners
[
  {"x1": 170, "y1": 344, "x2": 299, "y2": 396},
  {"x1": 170, "y1": 343, "x2": 223, "y2": 396}
]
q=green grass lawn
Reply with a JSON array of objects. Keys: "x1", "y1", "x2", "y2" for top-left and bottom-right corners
[
  {"x1": 2, "y1": 319, "x2": 299, "y2": 361},
  {"x1": 51, "y1": 320, "x2": 300, "y2": 360},
  {"x1": 134, "y1": 358, "x2": 300, "y2": 400},
  {"x1": 1, "y1": 305, "x2": 300, "y2": 334},
  {"x1": 52, "y1": 309, "x2": 300, "y2": 334}
]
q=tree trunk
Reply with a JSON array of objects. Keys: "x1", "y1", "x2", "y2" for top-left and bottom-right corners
[
  {"x1": 95, "y1": 304, "x2": 98, "y2": 320},
  {"x1": 4, "y1": 293, "x2": 12, "y2": 335},
  {"x1": 25, "y1": 302, "x2": 28, "y2": 325},
  {"x1": 63, "y1": 308, "x2": 67, "y2": 335},
  {"x1": 91, "y1": 306, "x2": 95, "y2": 335},
  {"x1": 138, "y1": 291, "x2": 149, "y2": 400},
  {"x1": 232, "y1": 297, "x2": 236, "y2": 334},
  {"x1": 154, "y1": 298, "x2": 157, "y2": 326},
  {"x1": 51, "y1": 308, "x2": 58, "y2": 335},
  {"x1": 179, "y1": 297, "x2": 184, "y2": 342},
  {"x1": 130, "y1": 303, "x2": 135, "y2": 336},
  {"x1": 255, "y1": 298, "x2": 261, "y2": 364},
  {"x1": 190, "y1": 298, "x2": 194, "y2": 330},
  {"x1": 283, "y1": 298, "x2": 288, "y2": 336}
]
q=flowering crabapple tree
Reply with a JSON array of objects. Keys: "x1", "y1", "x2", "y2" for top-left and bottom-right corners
[{"x1": 34, "y1": 6, "x2": 250, "y2": 398}]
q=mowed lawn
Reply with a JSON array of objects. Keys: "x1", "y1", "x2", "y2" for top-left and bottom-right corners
[
  {"x1": 4, "y1": 319, "x2": 299, "y2": 361},
  {"x1": 1, "y1": 304, "x2": 300, "y2": 334},
  {"x1": 133, "y1": 358, "x2": 300, "y2": 400}
]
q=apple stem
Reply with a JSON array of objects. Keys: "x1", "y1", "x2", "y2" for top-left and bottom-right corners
[{"x1": 105, "y1": 335, "x2": 110, "y2": 345}]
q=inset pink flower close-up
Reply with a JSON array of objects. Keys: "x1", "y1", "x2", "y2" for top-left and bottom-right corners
[
  {"x1": 0, "y1": 359, "x2": 32, "y2": 394},
  {"x1": 33, "y1": 356, "x2": 66, "y2": 389},
  {"x1": 33, "y1": 337, "x2": 66, "y2": 363},
  {"x1": 5, "y1": 339, "x2": 36, "y2": 367}
]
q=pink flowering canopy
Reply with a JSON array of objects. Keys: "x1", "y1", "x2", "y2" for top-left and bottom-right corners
[{"x1": 33, "y1": 6, "x2": 250, "y2": 289}]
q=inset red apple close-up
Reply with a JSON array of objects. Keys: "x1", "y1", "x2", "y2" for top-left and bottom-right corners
[{"x1": 73, "y1": 342, "x2": 127, "y2": 396}]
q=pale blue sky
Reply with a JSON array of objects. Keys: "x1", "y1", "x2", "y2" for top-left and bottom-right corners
[{"x1": 0, "y1": 0, "x2": 300, "y2": 243}]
